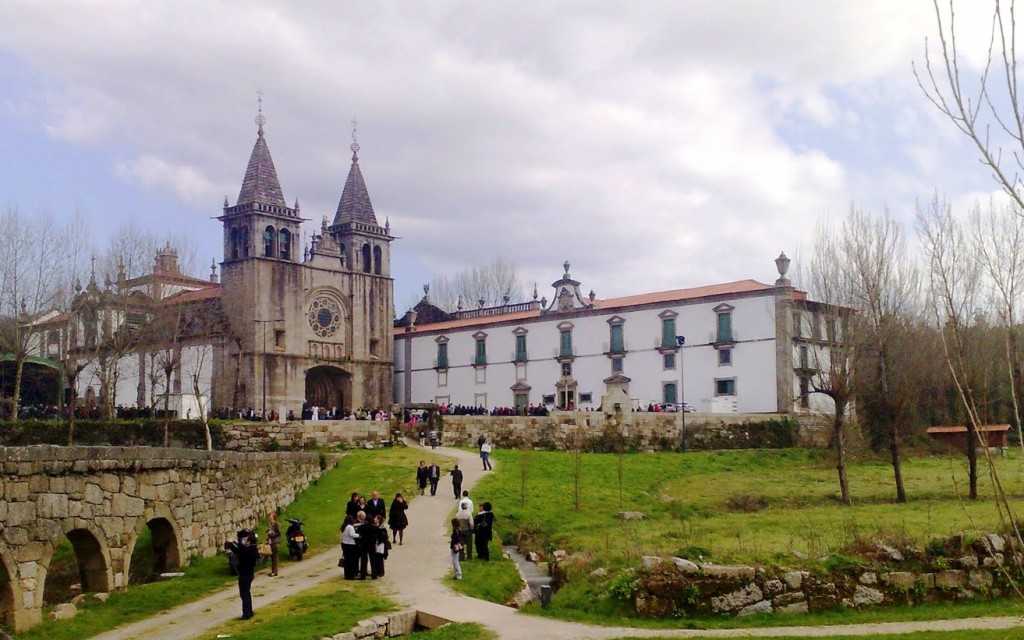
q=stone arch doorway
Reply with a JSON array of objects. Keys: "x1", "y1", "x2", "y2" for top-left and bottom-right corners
[
  {"x1": 128, "y1": 517, "x2": 181, "y2": 584},
  {"x1": 305, "y1": 365, "x2": 351, "y2": 414}
]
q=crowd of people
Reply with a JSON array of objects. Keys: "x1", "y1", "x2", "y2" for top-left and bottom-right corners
[{"x1": 435, "y1": 403, "x2": 551, "y2": 417}]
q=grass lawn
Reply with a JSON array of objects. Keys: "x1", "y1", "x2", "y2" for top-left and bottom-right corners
[
  {"x1": 446, "y1": 555, "x2": 525, "y2": 605},
  {"x1": 12, "y1": 446, "x2": 449, "y2": 640},
  {"x1": 190, "y1": 577, "x2": 394, "y2": 640},
  {"x1": 610, "y1": 630, "x2": 1024, "y2": 640},
  {"x1": 464, "y1": 447, "x2": 1024, "y2": 628}
]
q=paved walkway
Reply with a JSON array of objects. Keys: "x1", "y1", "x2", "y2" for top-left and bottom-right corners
[{"x1": 91, "y1": 443, "x2": 1024, "y2": 640}]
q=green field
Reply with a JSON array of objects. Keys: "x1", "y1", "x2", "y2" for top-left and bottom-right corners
[{"x1": 464, "y1": 447, "x2": 1024, "y2": 627}]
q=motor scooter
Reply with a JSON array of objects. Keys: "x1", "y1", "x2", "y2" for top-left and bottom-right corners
[{"x1": 286, "y1": 518, "x2": 308, "y2": 560}]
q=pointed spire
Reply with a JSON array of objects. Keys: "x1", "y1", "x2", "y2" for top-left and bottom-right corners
[
  {"x1": 236, "y1": 99, "x2": 287, "y2": 208},
  {"x1": 333, "y1": 129, "x2": 378, "y2": 226}
]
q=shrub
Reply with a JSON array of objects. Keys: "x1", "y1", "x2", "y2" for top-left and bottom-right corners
[
  {"x1": 604, "y1": 569, "x2": 638, "y2": 601},
  {"x1": 725, "y1": 493, "x2": 770, "y2": 512},
  {"x1": 0, "y1": 419, "x2": 226, "y2": 449}
]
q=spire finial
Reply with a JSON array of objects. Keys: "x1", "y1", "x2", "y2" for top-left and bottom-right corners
[
  {"x1": 350, "y1": 117, "x2": 360, "y2": 158},
  {"x1": 255, "y1": 90, "x2": 266, "y2": 135}
]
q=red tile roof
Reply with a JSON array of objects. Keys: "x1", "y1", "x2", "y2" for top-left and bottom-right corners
[
  {"x1": 395, "y1": 279, "x2": 783, "y2": 335},
  {"x1": 158, "y1": 286, "x2": 222, "y2": 306}
]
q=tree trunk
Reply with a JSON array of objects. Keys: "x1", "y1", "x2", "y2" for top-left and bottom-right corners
[
  {"x1": 833, "y1": 409, "x2": 852, "y2": 505},
  {"x1": 193, "y1": 375, "x2": 212, "y2": 451},
  {"x1": 889, "y1": 425, "x2": 907, "y2": 503},
  {"x1": 163, "y1": 369, "x2": 172, "y2": 447},
  {"x1": 967, "y1": 421, "x2": 979, "y2": 500},
  {"x1": 65, "y1": 370, "x2": 79, "y2": 446},
  {"x1": 11, "y1": 356, "x2": 25, "y2": 421}
]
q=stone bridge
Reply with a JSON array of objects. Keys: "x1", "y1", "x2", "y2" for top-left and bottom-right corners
[{"x1": 0, "y1": 445, "x2": 327, "y2": 631}]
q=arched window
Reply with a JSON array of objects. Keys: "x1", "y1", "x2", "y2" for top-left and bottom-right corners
[
  {"x1": 241, "y1": 227, "x2": 250, "y2": 257},
  {"x1": 229, "y1": 228, "x2": 239, "y2": 260},
  {"x1": 279, "y1": 228, "x2": 291, "y2": 261},
  {"x1": 264, "y1": 226, "x2": 275, "y2": 257},
  {"x1": 373, "y1": 245, "x2": 382, "y2": 275},
  {"x1": 361, "y1": 244, "x2": 371, "y2": 273}
]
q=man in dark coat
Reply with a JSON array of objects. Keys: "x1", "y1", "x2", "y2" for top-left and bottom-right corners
[
  {"x1": 227, "y1": 532, "x2": 260, "y2": 619},
  {"x1": 473, "y1": 502, "x2": 495, "y2": 560},
  {"x1": 428, "y1": 461, "x2": 441, "y2": 496},
  {"x1": 354, "y1": 512, "x2": 374, "y2": 579},
  {"x1": 450, "y1": 464, "x2": 464, "y2": 499},
  {"x1": 365, "y1": 491, "x2": 386, "y2": 520}
]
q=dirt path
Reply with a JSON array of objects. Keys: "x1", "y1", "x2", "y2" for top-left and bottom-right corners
[{"x1": 89, "y1": 443, "x2": 1024, "y2": 640}]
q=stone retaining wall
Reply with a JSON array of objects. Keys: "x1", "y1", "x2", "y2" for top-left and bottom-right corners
[
  {"x1": 223, "y1": 421, "x2": 392, "y2": 452},
  {"x1": 0, "y1": 445, "x2": 328, "y2": 630},
  {"x1": 620, "y1": 532, "x2": 1021, "y2": 618},
  {"x1": 434, "y1": 413, "x2": 829, "y2": 451}
]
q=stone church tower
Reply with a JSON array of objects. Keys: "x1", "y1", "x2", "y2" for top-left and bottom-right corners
[{"x1": 213, "y1": 113, "x2": 394, "y2": 417}]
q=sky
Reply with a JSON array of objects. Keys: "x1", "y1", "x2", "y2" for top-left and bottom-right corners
[{"x1": 0, "y1": 1, "x2": 1008, "y2": 313}]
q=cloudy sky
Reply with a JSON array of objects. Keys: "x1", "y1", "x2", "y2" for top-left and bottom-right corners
[{"x1": 0, "y1": 1, "x2": 1004, "y2": 311}]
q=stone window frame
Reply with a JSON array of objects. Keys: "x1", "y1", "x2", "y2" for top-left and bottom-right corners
[
  {"x1": 435, "y1": 335, "x2": 449, "y2": 370},
  {"x1": 473, "y1": 331, "x2": 488, "y2": 368},
  {"x1": 658, "y1": 309, "x2": 679, "y2": 352}
]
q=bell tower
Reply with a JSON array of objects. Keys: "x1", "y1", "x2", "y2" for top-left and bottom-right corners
[{"x1": 327, "y1": 133, "x2": 395, "y2": 406}]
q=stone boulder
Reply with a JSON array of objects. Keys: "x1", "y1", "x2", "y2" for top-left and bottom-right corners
[
  {"x1": 618, "y1": 511, "x2": 645, "y2": 521},
  {"x1": 49, "y1": 603, "x2": 77, "y2": 620}
]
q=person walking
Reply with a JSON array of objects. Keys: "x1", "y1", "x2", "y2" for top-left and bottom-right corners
[
  {"x1": 388, "y1": 492, "x2": 409, "y2": 545},
  {"x1": 226, "y1": 532, "x2": 259, "y2": 619},
  {"x1": 455, "y1": 500, "x2": 474, "y2": 560},
  {"x1": 474, "y1": 502, "x2": 495, "y2": 560},
  {"x1": 428, "y1": 461, "x2": 441, "y2": 496},
  {"x1": 449, "y1": 518, "x2": 464, "y2": 580},
  {"x1": 450, "y1": 464, "x2": 464, "y2": 499},
  {"x1": 416, "y1": 461, "x2": 429, "y2": 496},
  {"x1": 480, "y1": 440, "x2": 493, "y2": 470},
  {"x1": 340, "y1": 515, "x2": 360, "y2": 580},
  {"x1": 266, "y1": 511, "x2": 281, "y2": 577}
]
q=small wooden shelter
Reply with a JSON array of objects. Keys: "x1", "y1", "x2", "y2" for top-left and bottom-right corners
[{"x1": 926, "y1": 424, "x2": 1010, "y2": 450}]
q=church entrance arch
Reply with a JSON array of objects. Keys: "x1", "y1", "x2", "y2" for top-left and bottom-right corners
[{"x1": 305, "y1": 366, "x2": 351, "y2": 414}]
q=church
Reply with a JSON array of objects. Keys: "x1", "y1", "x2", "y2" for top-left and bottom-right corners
[{"x1": 35, "y1": 113, "x2": 396, "y2": 419}]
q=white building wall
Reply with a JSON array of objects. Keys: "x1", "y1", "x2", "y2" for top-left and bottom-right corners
[{"x1": 396, "y1": 290, "x2": 794, "y2": 414}]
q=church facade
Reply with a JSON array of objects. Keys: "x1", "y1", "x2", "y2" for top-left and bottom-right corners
[{"x1": 32, "y1": 116, "x2": 396, "y2": 418}]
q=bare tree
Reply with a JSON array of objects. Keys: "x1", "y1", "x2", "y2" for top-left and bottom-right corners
[
  {"x1": 807, "y1": 219, "x2": 857, "y2": 505},
  {"x1": 426, "y1": 257, "x2": 526, "y2": 312},
  {"x1": 917, "y1": 194, "x2": 985, "y2": 499},
  {"x1": 969, "y1": 198, "x2": 1024, "y2": 452},
  {"x1": 917, "y1": 0, "x2": 1024, "y2": 213},
  {"x1": 0, "y1": 206, "x2": 62, "y2": 419},
  {"x1": 187, "y1": 344, "x2": 214, "y2": 451},
  {"x1": 842, "y1": 207, "x2": 921, "y2": 503}
]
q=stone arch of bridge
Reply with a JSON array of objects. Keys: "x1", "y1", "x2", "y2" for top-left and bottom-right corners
[
  {"x1": 0, "y1": 538, "x2": 21, "y2": 629},
  {"x1": 55, "y1": 522, "x2": 113, "y2": 599},
  {"x1": 125, "y1": 504, "x2": 184, "y2": 581}
]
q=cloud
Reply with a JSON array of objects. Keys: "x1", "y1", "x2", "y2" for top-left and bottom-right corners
[{"x1": 0, "y1": 0, "x2": 1006, "y2": 308}]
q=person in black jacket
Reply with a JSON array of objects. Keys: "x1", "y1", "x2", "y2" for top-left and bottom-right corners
[
  {"x1": 365, "y1": 491, "x2": 386, "y2": 521},
  {"x1": 450, "y1": 464, "x2": 464, "y2": 499},
  {"x1": 428, "y1": 461, "x2": 441, "y2": 496},
  {"x1": 416, "y1": 461, "x2": 429, "y2": 496},
  {"x1": 388, "y1": 492, "x2": 409, "y2": 545},
  {"x1": 226, "y1": 531, "x2": 260, "y2": 619},
  {"x1": 473, "y1": 502, "x2": 495, "y2": 560},
  {"x1": 345, "y1": 492, "x2": 361, "y2": 519},
  {"x1": 355, "y1": 512, "x2": 375, "y2": 579},
  {"x1": 370, "y1": 514, "x2": 391, "y2": 578}
]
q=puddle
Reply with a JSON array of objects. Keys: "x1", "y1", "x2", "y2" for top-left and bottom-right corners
[{"x1": 503, "y1": 546, "x2": 551, "y2": 599}]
